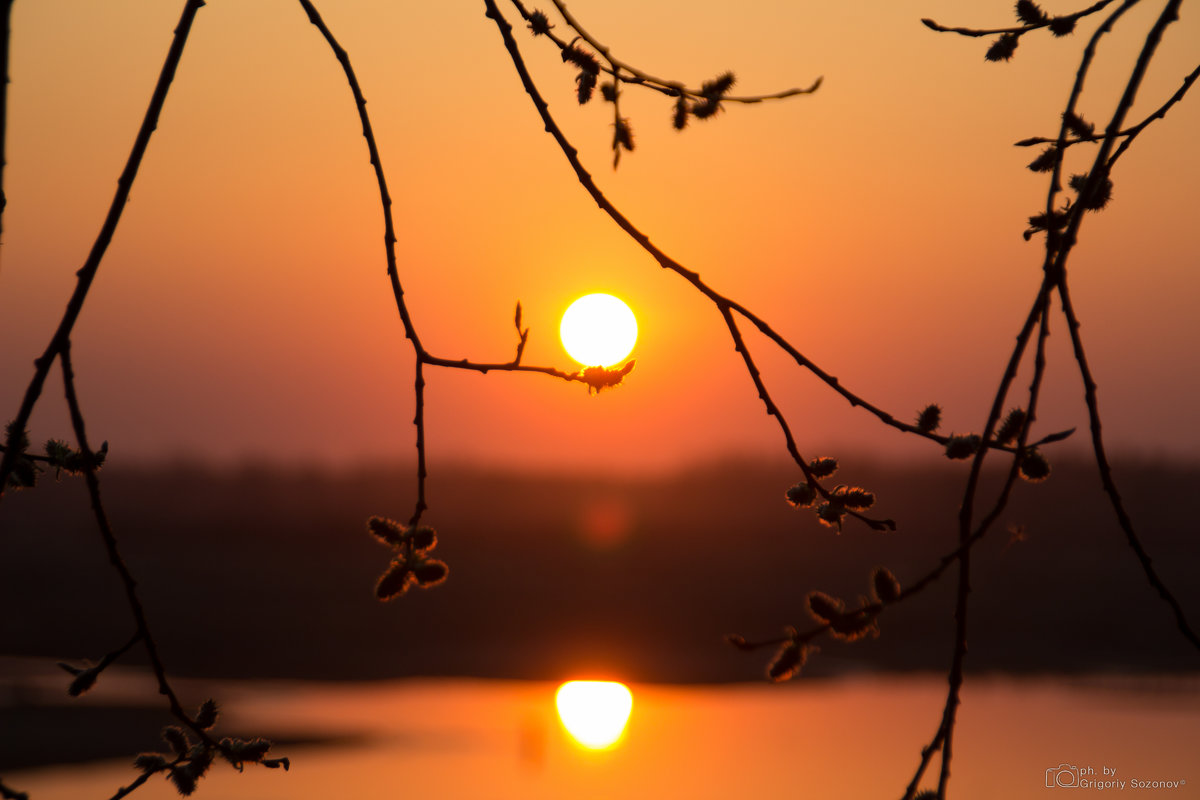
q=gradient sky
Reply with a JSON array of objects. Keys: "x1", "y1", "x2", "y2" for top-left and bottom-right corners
[{"x1": 1, "y1": 0, "x2": 1197, "y2": 474}]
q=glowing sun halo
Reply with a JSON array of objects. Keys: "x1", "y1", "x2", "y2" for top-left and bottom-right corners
[
  {"x1": 559, "y1": 294, "x2": 637, "y2": 367},
  {"x1": 555, "y1": 680, "x2": 633, "y2": 750}
]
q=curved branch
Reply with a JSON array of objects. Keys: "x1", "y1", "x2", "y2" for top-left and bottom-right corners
[
  {"x1": 1056, "y1": 277, "x2": 1200, "y2": 649},
  {"x1": 295, "y1": 0, "x2": 418, "y2": 350},
  {"x1": 1108, "y1": 62, "x2": 1200, "y2": 168},
  {"x1": 0, "y1": 0, "x2": 13, "y2": 250},
  {"x1": 60, "y1": 344, "x2": 200, "y2": 737},
  {"x1": 483, "y1": 0, "x2": 988, "y2": 460},
  {"x1": 510, "y1": 0, "x2": 821, "y2": 104},
  {"x1": 0, "y1": 0, "x2": 206, "y2": 496},
  {"x1": 921, "y1": 0, "x2": 1117, "y2": 37}
]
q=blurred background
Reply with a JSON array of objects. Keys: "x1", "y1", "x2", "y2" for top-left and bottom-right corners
[{"x1": 2, "y1": 0, "x2": 1198, "y2": 795}]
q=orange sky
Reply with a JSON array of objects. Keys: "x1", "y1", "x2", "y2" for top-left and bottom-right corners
[{"x1": 1, "y1": 0, "x2": 1197, "y2": 474}]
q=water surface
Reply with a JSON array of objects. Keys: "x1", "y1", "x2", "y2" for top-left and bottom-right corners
[{"x1": 7, "y1": 673, "x2": 1198, "y2": 799}]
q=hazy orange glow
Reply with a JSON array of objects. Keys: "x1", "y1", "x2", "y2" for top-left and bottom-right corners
[
  {"x1": 11, "y1": 675, "x2": 1199, "y2": 799},
  {"x1": 1, "y1": 1, "x2": 1197, "y2": 471},
  {"x1": 559, "y1": 293, "x2": 638, "y2": 367},
  {"x1": 555, "y1": 680, "x2": 633, "y2": 749}
]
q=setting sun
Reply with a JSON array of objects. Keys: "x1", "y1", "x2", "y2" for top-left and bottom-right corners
[
  {"x1": 555, "y1": 680, "x2": 634, "y2": 750},
  {"x1": 559, "y1": 294, "x2": 638, "y2": 367}
]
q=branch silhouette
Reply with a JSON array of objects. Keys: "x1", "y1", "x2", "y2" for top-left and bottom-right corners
[
  {"x1": 0, "y1": 0, "x2": 1196, "y2": 798},
  {"x1": 0, "y1": 0, "x2": 205, "y2": 491},
  {"x1": 0, "y1": 0, "x2": 12, "y2": 251}
]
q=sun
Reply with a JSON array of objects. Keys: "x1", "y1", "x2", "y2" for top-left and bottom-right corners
[
  {"x1": 559, "y1": 294, "x2": 638, "y2": 367},
  {"x1": 555, "y1": 680, "x2": 633, "y2": 750}
]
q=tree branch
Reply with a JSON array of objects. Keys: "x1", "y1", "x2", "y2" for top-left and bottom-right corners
[
  {"x1": 0, "y1": 0, "x2": 206, "y2": 497},
  {"x1": 509, "y1": 0, "x2": 821, "y2": 104}
]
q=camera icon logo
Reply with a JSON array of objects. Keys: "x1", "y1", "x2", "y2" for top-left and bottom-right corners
[{"x1": 1046, "y1": 764, "x2": 1079, "y2": 788}]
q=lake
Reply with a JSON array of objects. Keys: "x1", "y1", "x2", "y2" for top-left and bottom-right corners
[{"x1": 4, "y1": 670, "x2": 1198, "y2": 798}]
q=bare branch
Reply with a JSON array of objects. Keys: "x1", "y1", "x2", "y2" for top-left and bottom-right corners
[
  {"x1": 0, "y1": 0, "x2": 206, "y2": 496},
  {"x1": 510, "y1": 0, "x2": 821, "y2": 105}
]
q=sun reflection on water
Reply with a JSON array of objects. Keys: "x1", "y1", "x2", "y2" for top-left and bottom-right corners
[{"x1": 554, "y1": 680, "x2": 633, "y2": 750}]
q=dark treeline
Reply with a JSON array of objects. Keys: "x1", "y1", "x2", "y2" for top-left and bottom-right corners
[{"x1": 2, "y1": 457, "x2": 1197, "y2": 683}]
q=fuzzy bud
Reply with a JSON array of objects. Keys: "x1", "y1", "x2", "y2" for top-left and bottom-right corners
[
  {"x1": 411, "y1": 558, "x2": 449, "y2": 588},
  {"x1": 785, "y1": 482, "x2": 817, "y2": 509},
  {"x1": 1069, "y1": 172, "x2": 1113, "y2": 210},
  {"x1": 700, "y1": 71, "x2": 736, "y2": 98},
  {"x1": 527, "y1": 10, "x2": 552, "y2": 36},
  {"x1": 162, "y1": 726, "x2": 191, "y2": 758},
  {"x1": 995, "y1": 408, "x2": 1027, "y2": 446},
  {"x1": 829, "y1": 610, "x2": 880, "y2": 642},
  {"x1": 612, "y1": 117, "x2": 634, "y2": 152},
  {"x1": 375, "y1": 560, "x2": 414, "y2": 600},
  {"x1": 1063, "y1": 111, "x2": 1094, "y2": 139},
  {"x1": 409, "y1": 526, "x2": 438, "y2": 551},
  {"x1": 576, "y1": 70, "x2": 597, "y2": 104},
  {"x1": 1019, "y1": 448, "x2": 1051, "y2": 482},
  {"x1": 581, "y1": 361, "x2": 634, "y2": 394},
  {"x1": 767, "y1": 641, "x2": 806, "y2": 682},
  {"x1": 815, "y1": 502, "x2": 845, "y2": 531},
  {"x1": 367, "y1": 516, "x2": 405, "y2": 546},
  {"x1": 690, "y1": 96, "x2": 722, "y2": 120},
  {"x1": 1048, "y1": 16, "x2": 1076, "y2": 36},
  {"x1": 1015, "y1": 0, "x2": 1047, "y2": 25},
  {"x1": 808, "y1": 457, "x2": 839, "y2": 479},
  {"x1": 808, "y1": 591, "x2": 844, "y2": 623},
  {"x1": 916, "y1": 404, "x2": 942, "y2": 433},
  {"x1": 169, "y1": 766, "x2": 197, "y2": 796},
  {"x1": 672, "y1": 95, "x2": 689, "y2": 130},
  {"x1": 185, "y1": 745, "x2": 214, "y2": 781},
  {"x1": 220, "y1": 737, "x2": 272, "y2": 765},
  {"x1": 1027, "y1": 146, "x2": 1058, "y2": 173},
  {"x1": 944, "y1": 434, "x2": 981, "y2": 460},
  {"x1": 985, "y1": 33, "x2": 1019, "y2": 62},
  {"x1": 872, "y1": 567, "x2": 901, "y2": 604},
  {"x1": 195, "y1": 699, "x2": 219, "y2": 730},
  {"x1": 561, "y1": 45, "x2": 600, "y2": 75},
  {"x1": 833, "y1": 485, "x2": 876, "y2": 511}
]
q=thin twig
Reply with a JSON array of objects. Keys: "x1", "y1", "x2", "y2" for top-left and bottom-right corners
[
  {"x1": 409, "y1": 359, "x2": 427, "y2": 528},
  {"x1": 107, "y1": 771, "x2": 154, "y2": 800},
  {"x1": 60, "y1": 344, "x2": 191, "y2": 726},
  {"x1": 0, "y1": 0, "x2": 14, "y2": 256},
  {"x1": 720, "y1": 308, "x2": 809, "y2": 473},
  {"x1": 1056, "y1": 278, "x2": 1200, "y2": 649},
  {"x1": 1014, "y1": 61, "x2": 1199, "y2": 153},
  {"x1": 510, "y1": 0, "x2": 821, "y2": 104},
  {"x1": 0, "y1": 0, "x2": 206, "y2": 496},
  {"x1": 1044, "y1": 0, "x2": 1138, "y2": 247},
  {"x1": 0, "y1": 444, "x2": 55, "y2": 464},
  {"x1": 297, "y1": 0, "x2": 597, "y2": 528},
  {"x1": 63, "y1": 342, "x2": 284, "y2": 794},
  {"x1": 896, "y1": 285, "x2": 1051, "y2": 799},
  {"x1": 740, "y1": 288, "x2": 1057, "y2": 670},
  {"x1": 938, "y1": 290, "x2": 1053, "y2": 798},
  {"x1": 1107, "y1": 64, "x2": 1199, "y2": 167},
  {"x1": 921, "y1": 0, "x2": 1117, "y2": 37},
  {"x1": 722, "y1": 307, "x2": 897, "y2": 530},
  {"x1": 1050, "y1": 0, "x2": 1199, "y2": 650},
  {"x1": 484, "y1": 0, "x2": 1015, "y2": 464},
  {"x1": 294, "y1": 0, "x2": 417, "y2": 347}
]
